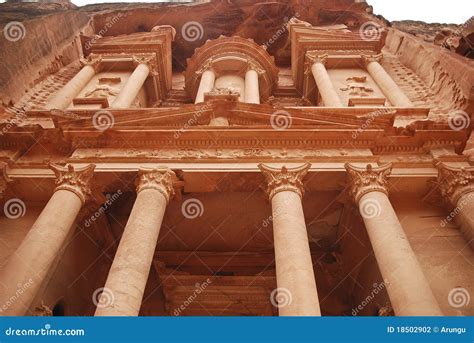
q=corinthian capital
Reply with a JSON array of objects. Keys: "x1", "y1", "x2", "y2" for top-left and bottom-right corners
[
  {"x1": 133, "y1": 54, "x2": 159, "y2": 76},
  {"x1": 345, "y1": 163, "x2": 392, "y2": 203},
  {"x1": 49, "y1": 163, "x2": 96, "y2": 204},
  {"x1": 258, "y1": 163, "x2": 311, "y2": 199},
  {"x1": 246, "y1": 60, "x2": 265, "y2": 75},
  {"x1": 361, "y1": 53, "x2": 383, "y2": 67},
  {"x1": 80, "y1": 54, "x2": 103, "y2": 73},
  {"x1": 136, "y1": 168, "x2": 179, "y2": 203},
  {"x1": 436, "y1": 162, "x2": 474, "y2": 205},
  {"x1": 306, "y1": 52, "x2": 328, "y2": 66},
  {"x1": 195, "y1": 58, "x2": 215, "y2": 76}
]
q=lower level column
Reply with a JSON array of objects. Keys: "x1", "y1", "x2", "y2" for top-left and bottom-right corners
[
  {"x1": 346, "y1": 163, "x2": 443, "y2": 316},
  {"x1": 436, "y1": 162, "x2": 474, "y2": 249},
  {"x1": 259, "y1": 163, "x2": 321, "y2": 316},
  {"x1": 0, "y1": 164, "x2": 95, "y2": 315},
  {"x1": 95, "y1": 168, "x2": 178, "y2": 316}
]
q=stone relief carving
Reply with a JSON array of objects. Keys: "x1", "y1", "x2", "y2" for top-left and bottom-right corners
[
  {"x1": 345, "y1": 163, "x2": 392, "y2": 203},
  {"x1": 49, "y1": 163, "x2": 96, "y2": 204},
  {"x1": 340, "y1": 76, "x2": 374, "y2": 97},
  {"x1": 436, "y1": 162, "x2": 474, "y2": 205},
  {"x1": 258, "y1": 163, "x2": 311, "y2": 199}
]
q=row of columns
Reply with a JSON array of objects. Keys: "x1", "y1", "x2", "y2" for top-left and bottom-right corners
[
  {"x1": 2, "y1": 162, "x2": 474, "y2": 316},
  {"x1": 306, "y1": 53, "x2": 413, "y2": 107},
  {"x1": 194, "y1": 59, "x2": 263, "y2": 104},
  {"x1": 46, "y1": 55, "x2": 156, "y2": 111}
]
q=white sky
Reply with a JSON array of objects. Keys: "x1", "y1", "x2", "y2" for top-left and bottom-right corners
[{"x1": 0, "y1": 0, "x2": 472, "y2": 25}]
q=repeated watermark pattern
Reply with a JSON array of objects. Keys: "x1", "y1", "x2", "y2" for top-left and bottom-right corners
[
  {"x1": 448, "y1": 287, "x2": 470, "y2": 308},
  {"x1": 84, "y1": 12, "x2": 125, "y2": 50},
  {"x1": 262, "y1": 13, "x2": 300, "y2": 49},
  {"x1": 359, "y1": 198, "x2": 382, "y2": 219},
  {"x1": 3, "y1": 21, "x2": 26, "y2": 42},
  {"x1": 270, "y1": 110, "x2": 292, "y2": 131},
  {"x1": 92, "y1": 110, "x2": 115, "y2": 131},
  {"x1": 181, "y1": 21, "x2": 204, "y2": 42},
  {"x1": 92, "y1": 287, "x2": 115, "y2": 309},
  {"x1": 84, "y1": 190, "x2": 122, "y2": 228},
  {"x1": 5, "y1": 323, "x2": 85, "y2": 337},
  {"x1": 447, "y1": 110, "x2": 470, "y2": 131},
  {"x1": 359, "y1": 21, "x2": 383, "y2": 41},
  {"x1": 0, "y1": 112, "x2": 27, "y2": 136},
  {"x1": 181, "y1": 198, "x2": 204, "y2": 219},
  {"x1": 174, "y1": 103, "x2": 211, "y2": 139},
  {"x1": 440, "y1": 192, "x2": 474, "y2": 228},
  {"x1": 173, "y1": 278, "x2": 212, "y2": 316},
  {"x1": 351, "y1": 108, "x2": 395, "y2": 139},
  {"x1": 352, "y1": 281, "x2": 386, "y2": 316},
  {"x1": 0, "y1": 279, "x2": 34, "y2": 313},
  {"x1": 270, "y1": 287, "x2": 292, "y2": 309},
  {"x1": 3, "y1": 198, "x2": 26, "y2": 220}
]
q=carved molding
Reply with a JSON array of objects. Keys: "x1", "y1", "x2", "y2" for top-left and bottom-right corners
[
  {"x1": 345, "y1": 163, "x2": 392, "y2": 203},
  {"x1": 361, "y1": 53, "x2": 383, "y2": 67},
  {"x1": 49, "y1": 163, "x2": 96, "y2": 204},
  {"x1": 258, "y1": 163, "x2": 311, "y2": 200},
  {"x1": 80, "y1": 54, "x2": 103, "y2": 73},
  {"x1": 136, "y1": 168, "x2": 179, "y2": 203},
  {"x1": 436, "y1": 162, "x2": 474, "y2": 205}
]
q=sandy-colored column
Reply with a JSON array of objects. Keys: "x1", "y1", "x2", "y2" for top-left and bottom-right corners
[
  {"x1": 345, "y1": 163, "x2": 443, "y2": 316},
  {"x1": 244, "y1": 63, "x2": 263, "y2": 104},
  {"x1": 95, "y1": 168, "x2": 178, "y2": 316},
  {"x1": 111, "y1": 56, "x2": 153, "y2": 109},
  {"x1": 436, "y1": 162, "x2": 474, "y2": 249},
  {"x1": 195, "y1": 60, "x2": 216, "y2": 104},
  {"x1": 46, "y1": 55, "x2": 102, "y2": 110},
  {"x1": 362, "y1": 54, "x2": 413, "y2": 107},
  {"x1": 259, "y1": 163, "x2": 321, "y2": 316},
  {"x1": 308, "y1": 53, "x2": 343, "y2": 107},
  {"x1": 0, "y1": 164, "x2": 95, "y2": 316}
]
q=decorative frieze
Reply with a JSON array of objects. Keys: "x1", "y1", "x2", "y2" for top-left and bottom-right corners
[
  {"x1": 136, "y1": 168, "x2": 178, "y2": 202},
  {"x1": 344, "y1": 163, "x2": 392, "y2": 203},
  {"x1": 49, "y1": 163, "x2": 95, "y2": 204},
  {"x1": 258, "y1": 163, "x2": 311, "y2": 199},
  {"x1": 436, "y1": 162, "x2": 474, "y2": 205}
]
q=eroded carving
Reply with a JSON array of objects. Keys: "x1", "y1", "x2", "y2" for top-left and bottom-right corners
[
  {"x1": 436, "y1": 162, "x2": 474, "y2": 205},
  {"x1": 258, "y1": 163, "x2": 311, "y2": 199},
  {"x1": 345, "y1": 163, "x2": 392, "y2": 203},
  {"x1": 136, "y1": 168, "x2": 179, "y2": 203},
  {"x1": 49, "y1": 163, "x2": 96, "y2": 204}
]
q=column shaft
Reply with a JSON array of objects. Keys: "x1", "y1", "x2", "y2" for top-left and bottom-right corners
[
  {"x1": 111, "y1": 63, "x2": 150, "y2": 109},
  {"x1": 0, "y1": 164, "x2": 94, "y2": 316},
  {"x1": 311, "y1": 62, "x2": 343, "y2": 107},
  {"x1": 244, "y1": 68, "x2": 260, "y2": 104},
  {"x1": 452, "y1": 193, "x2": 474, "y2": 249},
  {"x1": 195, "y1": 69, "x2": 215, "y2": 103},
  {"x1": 365, "y1": 60, "x2": 413, "y2": 107},
  {"x1": 46, "y1": 65, "x2": 96, "y2": 110},
  {"x1": 359, "y1": 191, "x2": 443, "y2": 316},
  {"x1": 272, "y1": 191, "x2": 321, "y2": 316},
  {"x1": 94, "y1": 189, "x2": 167, "y2": 316}
]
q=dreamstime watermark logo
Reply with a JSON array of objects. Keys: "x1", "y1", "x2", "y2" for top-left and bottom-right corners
[
  {"x1": 0, "y1": 112, "x2": 27, "y2": 136},
  {"x1": 0, "y1": 278, "x2": 34, "y2": 313},
  {"x1": 352, "y1": 281, "x2": 386, "y2": 316},
  {"x1": 84, "y1": 12, "x2": 124, "y2": 50},
  {"x1": 3, "y1": 198, "x2": 26, "y2": 219},
  {"x1": 3, "y1": 21, "x2": 26, "y2": 42},
  {"x1": 181, "y1": 198, "x2": 204, "y2": 219},
  {"x1": 263, "y1": 13, "x2": 300, "y2": 49},
  {"x1": 448, "y1": 287, "x2": 470, "y2": 308},
  {"x1": 173, "y1": 278, "x2": 212, "y2": 316},
  {"x1": 352, "y1": 108, "x2": 395, "y2": 139},
  {"x1": 84, "y1": 190, "x2": 122, "y2": 228},
  {"x1": 447, "y1": 110, "x2": 470, "y2": 131},
  {"x1": 181, "y1": 21, "x2": 204, "y2": 42},
  {"x1": 92, "y1": 110, "x2": 115, "y2": 131},
  {"x1": 270, "y1": 288, "x2": 292, "y2": 309},
  {"x1": 270, "y1": 110, "x2": 292, "y2": 131},
  {"x1": 359, "y1": 21, "x2": 383, "y2": 41},
  {"x1": 174, "y1": 103, "x2": 210, "y2": 139},
  {"x1": 359, "y1": 198, "x2": 381, "y2": 219},
  {"x1": 440, "y1": 192, "x2": 474, "y2": 228},
  {"x1": 92, "y1": 287, "x2": 115, "y2": 308}
]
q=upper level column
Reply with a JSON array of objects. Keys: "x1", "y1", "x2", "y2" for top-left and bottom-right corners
[
  {"x1": 244, "y1": 61, "x2": 264, "y2": 104},
  {"x1": 110, "y1": 55, "x2": 155, "y2": 109},
  {"x1": 362, "y1": 54, "x2": 413, "y2": 107},
  {"x1": 0, "y1": 164, "x2": 95, "y2": 315},
  {"x1": 194, "y1": 60, "x2": 216, "y2": 104},
  {"x1": 345, "y1": 163, "x2": 442, "y2": 316},
  {"x1": 46, "y1": 55, "x2": 102, "y2": 110},
  {"x1": 436, "y1": 163, "x2": 474, "y2": 249},
  {"x1": 95, "y1": 168, "x2": 179, "y2": 316},
  {"x1": 259, "y1": 163, "x2": 321, "y2": 316},
  {"x1": 307, "y1": 53, "x2": 343, "y2": 107}
]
